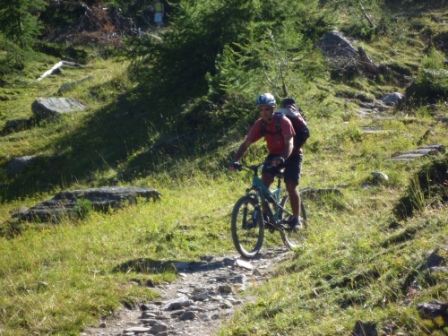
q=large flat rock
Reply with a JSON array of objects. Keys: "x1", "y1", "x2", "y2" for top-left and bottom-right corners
[
  {"x1": 317, "y1": 30, "x2": 358, "y2": 72},
  {"x1": 12, "y1": 186, "x2": 160, "y2": 222},
  {"x1": 6, "y1": 155, "x2": 39, "y2": 175},
  {"x1": 32, "y1": 98, "x2": 86, "y2": 120},
  {"x1": 392, "y1": 145, "x2": 445, "y2": 162}
]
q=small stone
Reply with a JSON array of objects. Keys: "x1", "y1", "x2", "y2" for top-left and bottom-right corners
[
  {"x1": 221, "y1": 300, "x2": 233, "y2": 309},
  {"x1": 179, "y1": 311, "x2": 197, "y2": 321},
  {"x1": 140, "y1": 319, "x2": 158, "y2": 326},
  {"x1": 141, "y1": 303, "x2": 157, "y2": 311},
  {"x1": 141, "y1": 311, "x2": 158, "y2": 318},
  {"x1": 232, "y1": 274, "x2": 247, "y2": 284},
  {"x1": 187, "y1": 305, "x2": 206, "y2": 312},
  {"x1": 234, "y1": 283, "x2": 247, "y2": 292},
  {"x1": 210, "y1": 294, "x2": 223, "y2": 301},
  {"x1": 215, "y1": 276, "x2": 229, "y2": 283},
  {"x1": 223, "y1": 258, "x2": 235, "y2": 266},
  {"x1": 371, "y1": 171, "x2": 389, "y2": 183},
  {"x1": 123, "y1": 326, "x2": 151, "y2": 333},
  {"x1": 417, "y1": 300, "x2": 448, "y2": 319},
  {"x1": 191, "y1": 291, "x2": 209, "y2": 301},
  {"x1": 99, "y1": 322, "x2": 106, "y2": 328},
  {"x1": 170, "y1": 310, "x2": 185, "y2": 318},
  {"x1": 163, "y1": 297, "x2": 194, "y2": 310},
  {"x1": 218, "y1": 284, "x2": 233, "y2": 294},
  {"x1": 200, "y1": 313, "x2": 211, "y2": 321},
  {"x1": 235, "y1": 259, "x2": 253, "y2": 270},
  {"x1": 253, "y1": 269, "x2": 262, "y2": 276},
  {"x1": 380, "y1": 92, "x2": 404, "y2": 105},
  {"x1": 149, "y1": 322, "x2": 168, "y2": 333},
  {"x1": 200, "y1": 255, "x2": 214, "y2": 262}
]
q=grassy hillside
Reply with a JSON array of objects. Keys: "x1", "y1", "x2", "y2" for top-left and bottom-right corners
[{"x1": 1, "y1": 0, "x2": 448, "y2": 335}]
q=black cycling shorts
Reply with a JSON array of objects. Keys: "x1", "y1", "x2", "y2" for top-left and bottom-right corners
[{"x1": 262, "y1": 154, "x2": 303, "y2": 185}]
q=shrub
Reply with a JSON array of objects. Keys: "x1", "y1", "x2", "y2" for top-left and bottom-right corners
[
  {"x1": 393, "y1": 155, "x2": 448, "y2": 220},
  {"x1": 0, "y1": 0, "x2": 47, "y2": 48},
  {"x1": 127, "y1": 0, "x2": 330, "y2": 132},
  {"x1": 406, "y1": 70, "x2": 448, "y2": 105}
]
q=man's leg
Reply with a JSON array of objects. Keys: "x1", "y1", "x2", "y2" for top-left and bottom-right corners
[
  {"x1": 261, "y1": 154, "x2": 276, "y2": 188},
  {"x1": 283, "y1": 154, "x2": 302, "y2": 229},
  {"x1": 261, "y1": 172, "x2": 274, "y2": 188},
  {"x1": 285, "y1": 180, "x2": 300, "y2": 217},
  {"x1": 260, "y1": 161, "x2": 276, "y2": 223}
]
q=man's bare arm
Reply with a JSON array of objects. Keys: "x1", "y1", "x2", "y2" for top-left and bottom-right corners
[
  {"x1": 272, "y1": 134, "x2": 293, "y2": 166},
  {"x1": 233, "y1": 138, "x2": 252, "y2": 162},
  {"x1": 229, "y1": 139, "x2": 252, "y2": 171},
  {"x1": 281, "y1": 134, "x2": 293, "y2": 160}
]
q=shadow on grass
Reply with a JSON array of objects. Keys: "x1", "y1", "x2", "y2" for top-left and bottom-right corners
[
  {"x1": 0, "y1": 88, "x2": 196, "y2": 201},
  {"x1": 0, "y1": 75, "x2": 242, "y2": 202},
  {"x1": 112, "y1": 257, "x2": 230, "y2": 275}
]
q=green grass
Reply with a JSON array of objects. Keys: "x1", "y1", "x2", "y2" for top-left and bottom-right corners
[{"x1": 0, "y1": 177, "x2": 241, "y2": 335}]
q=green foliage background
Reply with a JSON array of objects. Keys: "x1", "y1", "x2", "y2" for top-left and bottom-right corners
[
  {"x1": 127, "y1": 0, "x2": 331, "y2": 131},
  {"x1": 0, "y1": 0, "x2": 47, "y2": 48}
]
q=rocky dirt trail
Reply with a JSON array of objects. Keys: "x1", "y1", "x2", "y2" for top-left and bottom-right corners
[{"x1": 83, "y1": 247, "x2": 293, "y2": 336}]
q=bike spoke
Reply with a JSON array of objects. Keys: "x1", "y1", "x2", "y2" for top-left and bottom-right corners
[{"x1": 231, "y1": 196, "x2": 264, "y2": 258}]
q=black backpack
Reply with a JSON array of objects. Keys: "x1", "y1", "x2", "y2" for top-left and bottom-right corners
[{"x1": 261, "y1": 111, "x2": 310, "y2": 150}]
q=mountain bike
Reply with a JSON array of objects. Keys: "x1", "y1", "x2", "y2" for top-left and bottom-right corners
[{"x1": 230, "y1": 162, "x2": 308, "y2": 258}]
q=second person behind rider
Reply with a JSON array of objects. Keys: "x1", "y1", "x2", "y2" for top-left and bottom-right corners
[
  {"x1": 153, "y1": 0, "x2": 164, "y2": 28},
  {"x1": 230, "y1": 93, "x2": 304, "y2": 230}
]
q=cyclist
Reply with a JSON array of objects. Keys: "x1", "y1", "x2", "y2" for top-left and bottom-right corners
[{"x1": 229, "y1": 93, "x2": 304, "y2": 230}]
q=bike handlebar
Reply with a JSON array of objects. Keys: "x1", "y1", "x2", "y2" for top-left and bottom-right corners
[{"x1": 231, "y1": 161, "x2": 270, "y2": 172}]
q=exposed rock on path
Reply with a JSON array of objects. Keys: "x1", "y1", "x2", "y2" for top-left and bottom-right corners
[{"x1": 84, "y1": 247, "x2": 293, "y2": 336}]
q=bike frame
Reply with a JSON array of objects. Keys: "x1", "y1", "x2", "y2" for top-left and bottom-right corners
[{"x1": 244, "y1": 164, "x2": 292, "y2": 227}]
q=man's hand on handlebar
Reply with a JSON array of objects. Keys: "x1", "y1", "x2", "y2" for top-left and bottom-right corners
[{"x1": 228, "y1": 162, "x2": 242, "y2": 171}]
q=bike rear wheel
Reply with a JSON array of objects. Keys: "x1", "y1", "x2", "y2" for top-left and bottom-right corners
[
  {"x1": 279, "y1": 194, "x2": 307, "y2": 249},
  {"x1": 231, "y1": 196, "x2": 264, "y2": 258}
]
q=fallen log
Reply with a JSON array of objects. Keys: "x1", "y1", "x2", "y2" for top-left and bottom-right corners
[
  {"x1": 359, "y1": 3, "x2": 374, "y2": 27},
  {"x1": 37, "y1": 61, "x2": 83, "y2": 81}
]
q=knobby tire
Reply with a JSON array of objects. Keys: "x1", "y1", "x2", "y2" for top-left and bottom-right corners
[{"x1": 231, "y1": 196, "x2": 264, "y2": 258}]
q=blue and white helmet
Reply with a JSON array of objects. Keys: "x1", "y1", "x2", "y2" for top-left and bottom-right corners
[{"x1": 256, "y1": 93, "x2": 276, "y2": 107}]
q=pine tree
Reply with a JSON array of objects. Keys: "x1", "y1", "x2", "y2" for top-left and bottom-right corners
[{"x1": 0, "y1": 0, "x2": 48, "y2": 48}]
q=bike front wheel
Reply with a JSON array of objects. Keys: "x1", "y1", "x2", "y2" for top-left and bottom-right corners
[
  {"x1": 231, "y1": 196, "x2": 264, "y2": 258},
  {"x1": 279, "y1": 194, "x2": 308, "y2": 250}
]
